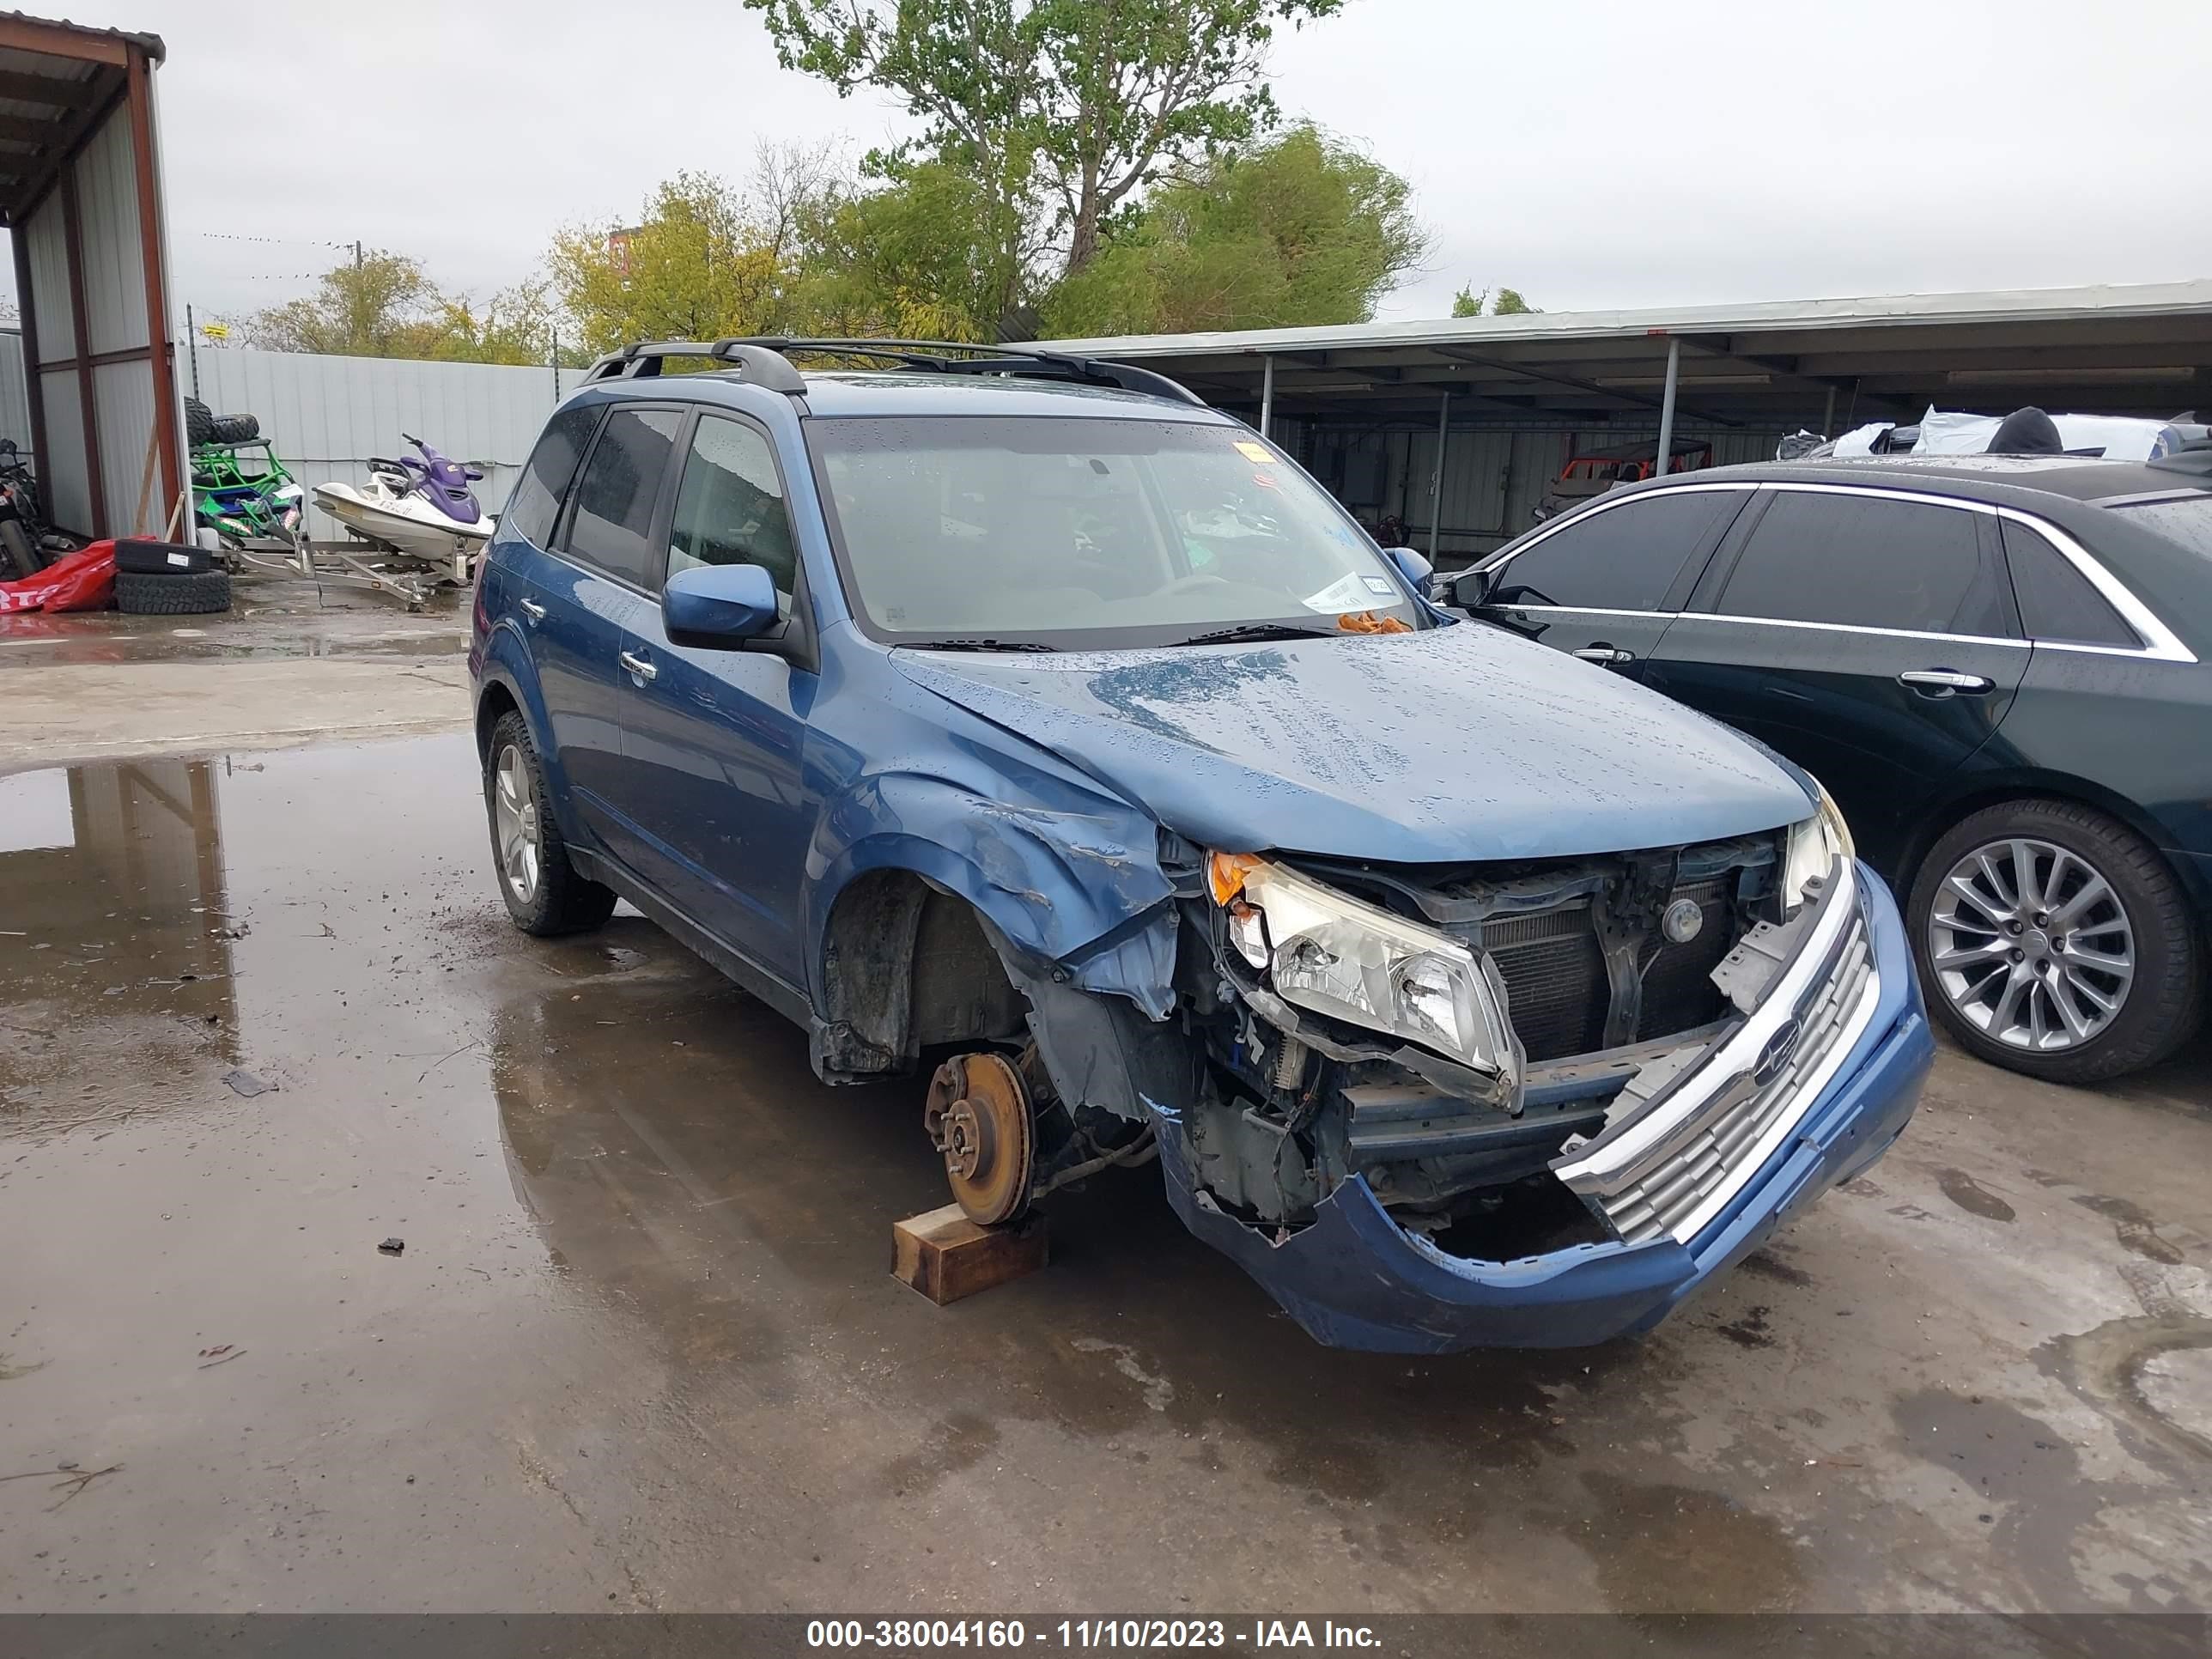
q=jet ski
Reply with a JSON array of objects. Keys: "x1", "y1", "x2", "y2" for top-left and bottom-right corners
[{"x1": 312, "y1": 434, "x2": 495, "y2": 564}]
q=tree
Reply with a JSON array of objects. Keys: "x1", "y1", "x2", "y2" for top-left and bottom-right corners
[
  {"x1": 246, "y1": 251, "x2": 447, "y2": 356},
  {"x1": 1038, "y1": 125, "x2": 1424, "y2": 337},
  {"x1": 1449, "y1": 283, "x2": 1539, "y2": 318},
  {"x1": 426, "y1": 280, "x2": 565, "y2": 367},
  {"x1": 743, "y1": 0, "x2": 1346, "y2": 285},
  {"x1": 548, "y1": 171, "x2": 793, "y2": 355},
  {"x1": 790, "y1": 161, "x2": 1033, "y2": 340}
]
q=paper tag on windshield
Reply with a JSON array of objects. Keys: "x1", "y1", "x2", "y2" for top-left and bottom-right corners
[
  {"x1": 1300, "y1": 573, "x2": 1374, "y2": 613},
  {"x1": 1233, "y1": 440, "x2": 1275, "y2": 464}
]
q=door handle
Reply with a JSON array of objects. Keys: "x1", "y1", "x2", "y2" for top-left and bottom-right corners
[
  {"x1": 519, "y1": 598, "x2": 546, "y2": 622},
  {"x1": 619, "y1": 648, "x2": 658, "y2": 683},
  {"x1": 1899, "y1": 668, "x2": 1994, "y2": 696},
  {"x1": 1572, "y1": 645, "x2": 1634, "y2": 665}
]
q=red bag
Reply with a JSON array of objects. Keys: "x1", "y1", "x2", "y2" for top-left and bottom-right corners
[{"x1": 0, "y1": 539, "x2": 115, "y2": 612}]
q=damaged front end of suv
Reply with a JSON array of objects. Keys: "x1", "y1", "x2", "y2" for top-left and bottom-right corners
[{"x1": 931, "y1": 750, "x2": 1931, "y2": 1354}]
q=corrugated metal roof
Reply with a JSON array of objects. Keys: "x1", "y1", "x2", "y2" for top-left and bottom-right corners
[
  {"x1": 1032, "y1": 280, "x2": 2212, "y2": 360},
  {"x1": 0, "y1": 12, "x2": 162, "y2": 64},
  {"x1": 1030, "y1": 280, "x2": 2212, "y2": 427}
]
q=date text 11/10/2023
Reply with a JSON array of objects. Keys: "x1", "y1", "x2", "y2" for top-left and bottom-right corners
[{"x1": 805, "y1": 1620, "x2": 1383, "y2": 1649}]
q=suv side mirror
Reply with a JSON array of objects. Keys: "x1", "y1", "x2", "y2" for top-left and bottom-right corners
[
  {"x1": 1448, "y1": 566, "x2": 1499, "y2": 609},
  {"x1": 664, "y1": 562, "x2": 781, "y2": 647},
  {"x1": 1385, "y1": 544, "x2": 1432, "y2": 592}
]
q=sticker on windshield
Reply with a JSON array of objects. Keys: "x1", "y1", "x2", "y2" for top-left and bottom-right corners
[
  {"x1": 1233, "y1": 440, "x2": 1275, "y2": 464},
  {"x1": 1301, "y1": 573, "x2": 1375, "y2": 612},
  {"x1": 1362, "y1": 574, "x2": 1397, "y2": 595}
]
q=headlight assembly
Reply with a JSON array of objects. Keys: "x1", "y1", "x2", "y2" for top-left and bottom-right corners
[
  {"x1": 1210, "y1": 852, "x2": 1514, "y2": 1077},
  {"x1": 1781, "y1": 781, "x2": 1856, "y2": 916}
]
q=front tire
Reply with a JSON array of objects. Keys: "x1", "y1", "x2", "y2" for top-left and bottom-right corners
[
  {"x1": 483, "y1": 710, "x2": 617, "y2": 938},
  {"x1": 1908, "y1": 799, "x2": 2203, "y2": 1083}
]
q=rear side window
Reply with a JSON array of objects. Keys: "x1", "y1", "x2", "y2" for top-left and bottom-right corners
[
  {"x1": 2001, "y1": 520, "x2": 2139, "y2": 647},
  {"x1": 667, "y1": 416, "x2": 799, "y2": 599},
  {"x1": 561, "y1": 407, "x2": 684, "y2": 589},
  {"x1": 1717, "y1": 491, "x2": 2008, "y2": 635},
  {"x1": 502, "y1": 403, "x2": 600, "y2": 548},
  {"x1": 1492, "y1": 489, "x2": 1741, "y2": 611}
]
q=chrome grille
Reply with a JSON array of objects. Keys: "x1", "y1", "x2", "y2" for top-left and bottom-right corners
[{"x1": 1572, "y1": 898, "x2": 1877, "y2": 1247}]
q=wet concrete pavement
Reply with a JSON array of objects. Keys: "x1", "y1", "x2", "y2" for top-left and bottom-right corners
[
  {"x1": 2, "y1": 732, "x2": 2208, "y2": 1613},
  {"x1": 0, "y1": 582, "x2": 470, "y2": 769}
]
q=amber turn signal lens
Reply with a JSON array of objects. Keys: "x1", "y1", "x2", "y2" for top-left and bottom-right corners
[{"x1": 1209, "y1": 851, "x2": 1260, "y2": 905}]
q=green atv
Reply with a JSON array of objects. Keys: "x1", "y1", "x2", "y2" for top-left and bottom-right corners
[{"x1": 188, "y1": 396, "x2": 306, "y2": 549}]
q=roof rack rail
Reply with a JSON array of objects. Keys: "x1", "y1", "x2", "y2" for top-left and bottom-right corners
[{"x1": 581, "y1": 338, "x2": 809, "y2": 393}]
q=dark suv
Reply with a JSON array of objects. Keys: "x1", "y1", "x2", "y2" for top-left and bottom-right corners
[
  {"x1": 470, "y1": 339, "x2": 1931, "y2": 1352},
  {"x1": 1451, "y1": 453, "x2": 2212, "y2": 1082}
]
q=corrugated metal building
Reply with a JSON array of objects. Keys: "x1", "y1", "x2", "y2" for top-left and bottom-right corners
[
  {"x1": 1039, "y1": 281, "x2": 2212, "y2": 564},
  {"x1": 0, "y1": 12, "x2": 184, "y2": 542}
]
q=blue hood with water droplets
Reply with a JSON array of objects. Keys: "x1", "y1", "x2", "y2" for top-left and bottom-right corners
[{"x1": 890, "y1": 623, "x2": 1813, "y2": 863}]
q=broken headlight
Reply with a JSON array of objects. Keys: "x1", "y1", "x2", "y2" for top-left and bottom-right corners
[
  {"x1": 1781, "y1": 781, "x2": 1855, "y2": 916},
  {"x1": 1210, "y1": 853, "x2": 1513, "y2": 1076}
]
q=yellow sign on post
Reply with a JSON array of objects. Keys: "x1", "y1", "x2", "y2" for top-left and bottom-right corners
[{"x1": 200, "y1": 320, "x2": 229, "y2": 341}]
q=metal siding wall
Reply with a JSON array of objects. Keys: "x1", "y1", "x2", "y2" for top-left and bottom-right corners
[
  {"x1": 22, "y1": 193, "x2": 71, "y2": 364},
  {"x1": 0, "y1": 330, "x2": 33, "y2": 459},
  {"x1": 193, "y1": 348, "x2": 588, "y2": 540},
  {"x1": 38, "y1": 368, "x2": 88, "y2": 532},
  {"x1": 72, "y1": 112, "x2": 147, "y2": 356},
  {"x1": 93, "y1": 358, "x2": 158, "y2": 534}
]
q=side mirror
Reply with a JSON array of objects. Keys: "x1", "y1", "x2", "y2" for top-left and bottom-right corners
[
  {"x1": 1385, "y1": 544, "x2": 1432, "y2": 592},
  {"x1": 663, "y1": 562, "x2": 781, "y2": 647},
  {"x1": 1448, "y1": 566, "x2": 1499, "y2": 610}
]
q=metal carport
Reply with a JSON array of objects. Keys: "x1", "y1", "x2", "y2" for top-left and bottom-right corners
[
  {"x1": 0, "y1": 10, "x2": 178, "y2": 543},
  {"x1": 1036, "y1": 281, "x2": 2212, "y2": 564}
]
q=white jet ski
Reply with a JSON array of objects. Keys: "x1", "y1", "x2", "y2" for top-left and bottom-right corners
[{"x1": 312, "y1": 434, "x2": 495, "y2": 568}]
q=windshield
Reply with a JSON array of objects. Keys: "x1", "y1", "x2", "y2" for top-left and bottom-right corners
[
  {"x1": 2118, "y1": 495, "x2": 2212, "y2": 559},
  {"x1": 808, "y1": 416, "x2": 1419, "y2": 646}
]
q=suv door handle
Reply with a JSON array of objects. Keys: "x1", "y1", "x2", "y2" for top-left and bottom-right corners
[
  {"x1": 618, "y1": 648, "x2": 658, "y2": 683},
  {"x1": 1899, "y1": 668, "x2": 1994, "y2": 696},
  {"x1": 518, "y1": 599, "x2": 546, "y2": 622},
  {"x1": 1572, "y1": 644, "x2": 1634, "y2": 665}
]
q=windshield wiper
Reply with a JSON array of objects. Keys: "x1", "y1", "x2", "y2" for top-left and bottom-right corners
[
  {"x1": 1171, "y1": 622, "x2": 1340, "y2": 647},
  {"x1": 894, "y1": 638, "x2": 1060, "y2": 653}
]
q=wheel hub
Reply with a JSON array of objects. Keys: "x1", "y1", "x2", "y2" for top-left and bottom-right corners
[{"x1": 923, "y1": 1052, "x2": 1035, "y2": 1225}]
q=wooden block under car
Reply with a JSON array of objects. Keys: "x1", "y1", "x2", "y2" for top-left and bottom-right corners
[{"x1": 892, "y1": 1202, "x2": 1048, "y2": 1305}]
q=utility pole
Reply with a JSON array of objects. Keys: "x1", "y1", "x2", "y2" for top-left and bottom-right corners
[
  {"x1": 352, "y1": 240, "x2": 363, "y2": 270},
  {"x1": 185, "y1": 302, "x2": 199, "y2": 399}
]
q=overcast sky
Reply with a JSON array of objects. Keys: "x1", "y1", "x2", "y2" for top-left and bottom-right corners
[{"x1": 21, "y1": 0, "x2": 2212, "y2": 327}]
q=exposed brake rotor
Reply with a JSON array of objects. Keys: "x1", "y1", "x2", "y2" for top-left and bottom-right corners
[{"x1": 923, "y1": 1050, "x2": 1036, "y2": 1225}]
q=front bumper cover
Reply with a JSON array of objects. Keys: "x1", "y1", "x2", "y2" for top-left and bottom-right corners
[{"x1": 1150, "y1": 861, "x2": 1933, "y2": 1352}]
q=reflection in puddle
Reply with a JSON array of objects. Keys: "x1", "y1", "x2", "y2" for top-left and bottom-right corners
[{"x1": 1, "y1": 758, "x2": 240, "y2": 1124}]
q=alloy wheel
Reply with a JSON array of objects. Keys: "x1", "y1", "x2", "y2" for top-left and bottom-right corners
[
  {"x1": 1926, "y1": 836, "x2": 2134, "y2": 1053},
  {"x1": 493, "y1": 744, "x2": 542, "y2": 903}
]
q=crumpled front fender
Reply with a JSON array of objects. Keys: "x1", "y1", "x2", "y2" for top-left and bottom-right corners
[{"x1": 806, "y1": 766, "x2": 1179, "y2": 1018}]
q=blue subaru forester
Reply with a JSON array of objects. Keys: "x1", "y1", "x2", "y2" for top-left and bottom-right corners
[{"x1": 469, "y1": 337, "x2": 1935, "y2": 1352}]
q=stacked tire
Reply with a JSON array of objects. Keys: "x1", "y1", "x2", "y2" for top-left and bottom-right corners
[
  {"x1": 184, "y1": 396, "x2": 260, "y2": 447},
  {"x1": 113, "y1": 538, "x2": 230, "y2": 615}
]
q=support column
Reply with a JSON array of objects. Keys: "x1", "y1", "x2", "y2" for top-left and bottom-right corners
[
  {"x1": 1428, "y1": 387, "x2": 1449, "y2": 561},
  {"x1": 1821, "y1": 383, "x2": 1837, "y2": 438},
  {"x1": 1653, "y1": 337, "x2": 1680, "y2": 478},
  {"x1": 1258, "y1": 354, "x2": 1274, "y2": 440}
]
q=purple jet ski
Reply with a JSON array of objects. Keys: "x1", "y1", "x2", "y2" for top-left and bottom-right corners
[{"x1": 312, "y1": 433, "x2": 495, "y2": 568}]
